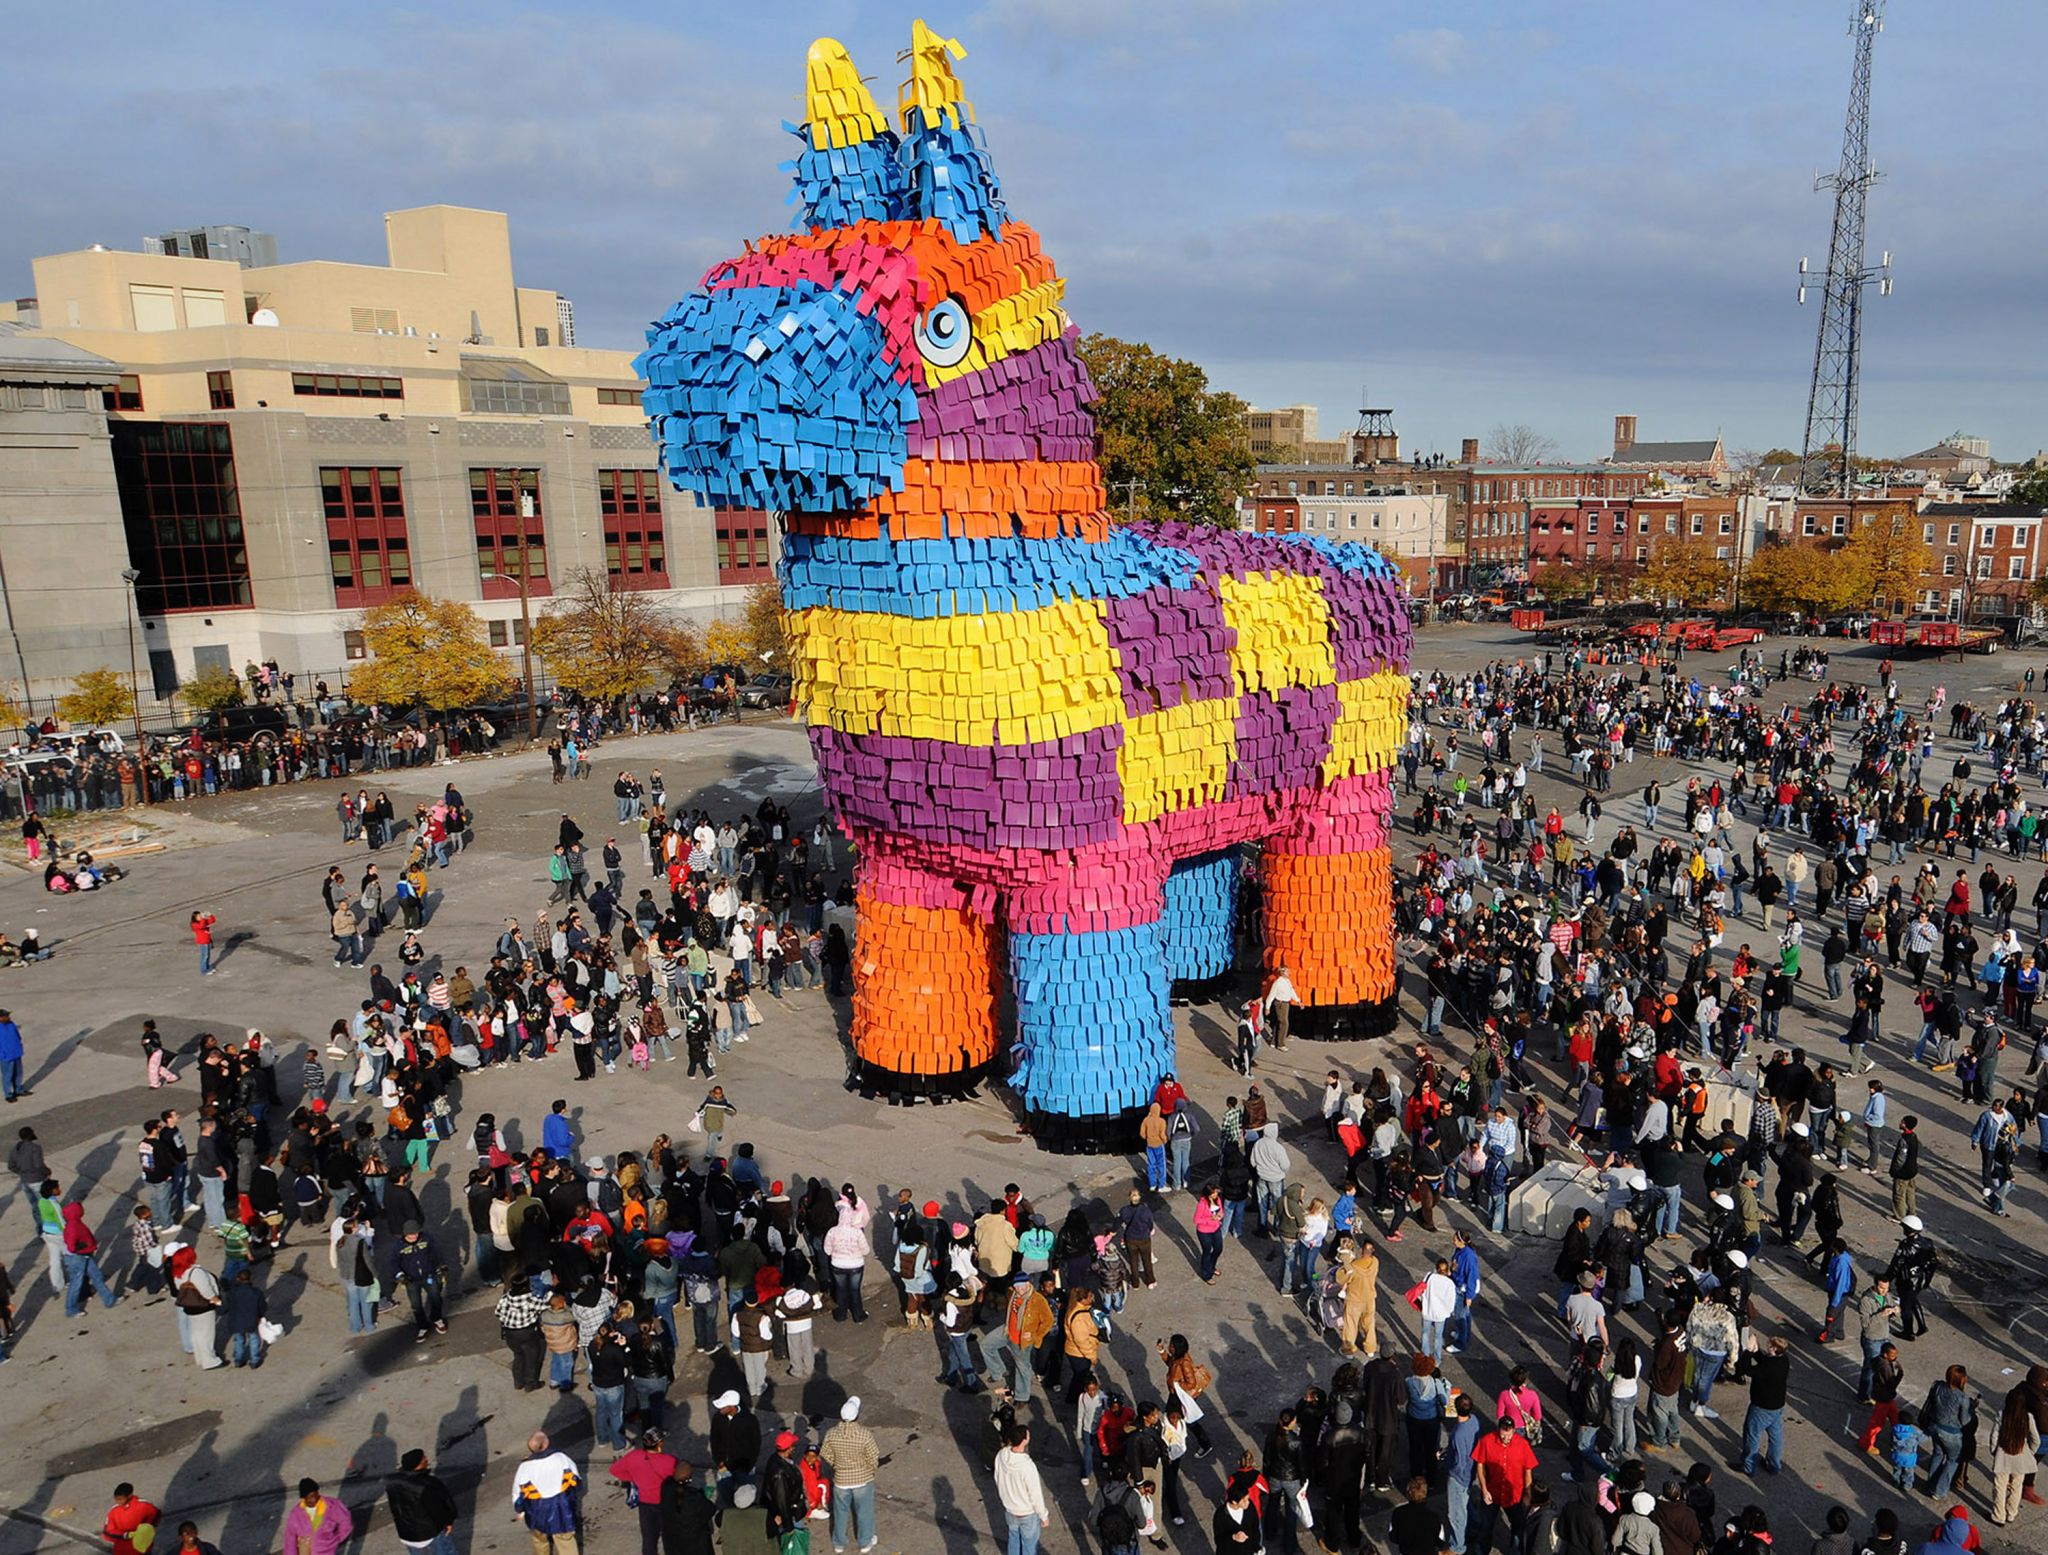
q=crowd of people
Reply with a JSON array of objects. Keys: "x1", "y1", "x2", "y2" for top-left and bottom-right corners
[
  {"x1": 12, "y1": 635, "x2": 2048, "y2": 1555},
  {"x1": 0, "y1": 680, "x2": 756, "y2": 823}
]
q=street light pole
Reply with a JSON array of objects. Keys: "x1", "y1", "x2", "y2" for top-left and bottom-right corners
[
  {"x1": 517, "y1": 491, "x2": 538, "y2": 742},
  {"x1": 119, "y1": 567, "x2": 151, "y2": 804}
]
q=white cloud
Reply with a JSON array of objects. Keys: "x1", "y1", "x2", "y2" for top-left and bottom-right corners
[{"x1": 1389, "y1": 27, "x2": 1469, "y2": 77}]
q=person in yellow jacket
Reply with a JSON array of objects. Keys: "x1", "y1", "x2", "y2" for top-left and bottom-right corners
[
  {"x1": 1062, "y1": 1286, "x2": 1102, "y2": 1403},
  {"x1": 1336, "y1": 1242, "x2": 1380, "y2": 1358}
]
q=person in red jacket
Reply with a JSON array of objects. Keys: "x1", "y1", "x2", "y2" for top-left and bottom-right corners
[
  {"x1": 103, "y1": 1484, "x2": 161, "y2": 1555},
  {"x1": 1154, "y1": 1074, "x2": 1187, "y2": 1118},
  {"x1": 190, "y1": 912, "x2": 217, "y2": 977}
]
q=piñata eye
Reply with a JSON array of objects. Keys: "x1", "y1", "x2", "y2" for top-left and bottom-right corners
[{"x1": 914, "y1": 297, "x2": 973, "y2": 368}]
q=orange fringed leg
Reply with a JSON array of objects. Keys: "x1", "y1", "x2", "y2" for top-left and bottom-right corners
[
  {"x1": 849, "y1": 870, "x2": 1001, "y2": 1101},
  {"x1": 1261, "y1": 845, "x2": 1400, "y2": 1040}
]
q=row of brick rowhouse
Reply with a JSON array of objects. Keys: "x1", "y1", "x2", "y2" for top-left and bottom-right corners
[
  {"x1": 0, "y1": 206, "x2": 772, "y2": 715},
  {"x1": 1246, "y1": 456, "x2": 2043, "y2": 619}
]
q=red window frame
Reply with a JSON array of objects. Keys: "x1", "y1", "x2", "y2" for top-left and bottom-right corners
[
  {"x1": 206, "y1": 371, "x2": 234, "y2": 410},
  {"x1": 322, "y1": 466, "x2": 413, "y2": 606},
  {"x1": 103, "y1": 374, "x2": 143, "y2": 412},
  {"x1": 714, "y1": 511, "x2": 773, "y2": 585},
  {"x1": 470, "y1": 468, "x2": 550, "y2": 600},
  {"x1": 598, "y1": 469, "x2": 668, "y2": 589}
]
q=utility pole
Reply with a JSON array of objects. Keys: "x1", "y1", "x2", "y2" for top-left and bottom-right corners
[
  {"x1": 516, "y1": 491, "x2": 538, "y2": 741},
  {"x1": 119, "y1": 567, "x2": 150, "y2": 803},
  {"x1": 1112, "y1": 479, "x2": 1143, "y2": 525},
  {"x1": 1797, "y1": 2, "x2": 1893, "y2": 499}
]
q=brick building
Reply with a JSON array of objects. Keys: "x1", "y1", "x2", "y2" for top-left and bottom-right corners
[
  {"x1": 1465, "y1": 464, "x2": 1654, "y2": 581},
  {"x1": 1606, "y1": 415, "x2": 1728, "y2": 481},
  {"x1": 1920, "y1": 501, "x2": 2045, "y2": 619}
]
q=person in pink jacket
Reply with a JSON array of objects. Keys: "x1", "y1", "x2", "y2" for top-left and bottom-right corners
[{"x1": 282, "y1": 1480, "x2": 353, "y2": 1555}]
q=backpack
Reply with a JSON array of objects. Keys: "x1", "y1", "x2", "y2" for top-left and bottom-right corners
[
  {"x1": 1098, "y1": 1503, "x2": 1137, "y2": 1547},
  {"x1": 352, "y1": 1241, "x2": 375, "y2": 1288}
]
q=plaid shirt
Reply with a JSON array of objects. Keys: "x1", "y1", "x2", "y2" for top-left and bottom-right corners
[{"x1": 496, "y1": 1289, "x2": 545, "y2": 1330}]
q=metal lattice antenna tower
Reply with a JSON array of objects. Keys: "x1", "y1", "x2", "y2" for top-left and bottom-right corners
[{"x1": 1797, "y1": 2, "x2": 1893, "y2": 499}]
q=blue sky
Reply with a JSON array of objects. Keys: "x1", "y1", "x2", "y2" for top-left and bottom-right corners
[{"x1": 8, "y1": 1, "x2": 2042, "y2": 462}]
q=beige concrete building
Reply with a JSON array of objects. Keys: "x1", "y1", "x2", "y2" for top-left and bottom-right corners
[
  {"x1": 1245, "y1": 403, "x2": 1350, "y2": 465},
  {"x1": 0, "y1": 205, "x2": 768, "y2": 707},
  {"x1": 0, "y1": 324, "x2": 146, "y2": 716}
]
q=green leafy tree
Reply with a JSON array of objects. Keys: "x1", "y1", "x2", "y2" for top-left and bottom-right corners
[
  {"x1": 743, "y1": 581, "x2": 789, "y2": 672},
  {"x1": 1077, "y1": 333, "x2": 1254, "y2": 527},
  {"x1": 58, "y1": 666, "x2": 136, "y2": 728},
  {"x1": 1585, "y1": 556, "x2": 1641, "y2": 603},
  {"x1": 179, "y1": 663, "x2": 247, "y2": 717},
  {"x1": 2010, "y1": 466, "x2": 2048, "y2": 506},
  {"x1": 531, "y1": 568, "x2": 682, "y2": 702},
  {"x1": 1841, "y1": 513, "x2": 1933, "y2": 614},
  {"x1": 346, "y1": 590, "x2": 511, "y2": 711},
  {"x1": 1742, "y1": 542, "x2": 1863, "y2": 616},
  {"x1": 1529, "y1": 560, "x2": 1595, "y2": 601},
  {"x1": 703, "y1": 619, "x2": 749, "y2": 669},
  {"x1": 1640, "y1": 536, "x2": 1733, "y2": 608}
]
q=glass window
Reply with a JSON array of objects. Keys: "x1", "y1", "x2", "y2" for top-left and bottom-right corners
[
  {"x1": 1719, "y1": 515, "x2": 1733, "y2": 535},
  {"x1": 1948, "y1": 524, "x2": 1962, "y2": 544},
  {"x1": 322, "y1": 466, "x2": 412, "y2": 606},
  {"x1": 206, "y1": 371, "x2": 234, "y2": 410},
  {"x1": 2011, "y1": 557, "x2": 2025, "y2": 580},
  {"x1": 292, "y1": 373, "x2": 403, "y2": 399},
  {"x1": 1943, "y1": 556, "x2": 1957, "y2": 576},
  {"x1": 470, "y1": 468, "x2": 550, "y2": 599},
  {"x1": 1833, "y1": 516, "x2": 1848, "y2": 536},
  {"x1": 111, "y1": 421, "x2": 251, "y2": 613},
  {"x1": 466, "y1": 377, "x2": 571, "y2": 416},
  {"x1": 715, "y1": 512, "x2": 774, "y2": 584},
  {"x1": 599, "y1": 469, "x2": 668, "y2": 586},
  {"x1": 1923, "y1": 522, "x2": 1936, "y2": 544},
  {"x1": 103, "y1": 374, "x2": 143, "y2": 412},
  {"x1": 597, "y1": 386, "x2": 642, "y2": 406}
]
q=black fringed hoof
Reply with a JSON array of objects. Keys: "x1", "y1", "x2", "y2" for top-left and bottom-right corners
[
  {"x1": 847, "y1": 1056, "x2": 991, "y2": 1103},
  {"x1": 1289, "y1": 992, "x2": 1402, "y2": 1041},
  {"x1": 1024, "y1": 1106, "x2": 1146, "y2": 1156},
  {"x1": 1169, "y1": 971, "x2": 1238, "y2": 1006}
]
